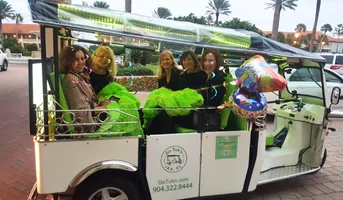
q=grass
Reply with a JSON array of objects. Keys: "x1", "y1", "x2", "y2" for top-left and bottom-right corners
[{"x1": 146, "y1": 64, "x2": 159, "y2": 75}]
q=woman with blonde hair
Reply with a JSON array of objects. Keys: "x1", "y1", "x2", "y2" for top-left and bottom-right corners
[
  {"x1": 88, "y1": 45, "x2": 117, "y2": 94},
  {"x1": 157, "y1": 50, "x2": 181, "y2": 91}
]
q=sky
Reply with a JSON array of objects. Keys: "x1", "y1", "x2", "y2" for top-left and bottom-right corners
[{"x1": 9, "y1": 0, "x2": 343, "y2": 37}]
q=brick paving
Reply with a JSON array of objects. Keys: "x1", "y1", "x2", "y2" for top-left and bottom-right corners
[{"x1": 0, "y1": 65, "x2": 342, "y2": 200}]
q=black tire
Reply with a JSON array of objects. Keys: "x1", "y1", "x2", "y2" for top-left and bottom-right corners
[
  {"x1": 1, "y1": 60, "x2": 8, "y2": 71},
  {"x1": 320, "y1": 148, "x2": 327, "y2": 168},
  {"x1": 73, "y1": 176, "x2": 140, "y2": 200}
]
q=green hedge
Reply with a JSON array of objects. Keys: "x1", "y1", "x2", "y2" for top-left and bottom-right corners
[
  {"x1": 117, "y1": 66, "x2": 154, "y2": 76},
  {"x1": 114, "y1": 76, "x2": 158, "y2": 91}
]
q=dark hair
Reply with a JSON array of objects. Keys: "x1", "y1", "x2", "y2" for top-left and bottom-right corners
[
  {"x1": 58, "y1": 45, "x2": 89, "y2": 74},
  {"x1": 200, "y1": 48, "x2": 222, "y2": 71},
  {"x1": 180, "y1": 50, "x2": 201, "y2": 70}
]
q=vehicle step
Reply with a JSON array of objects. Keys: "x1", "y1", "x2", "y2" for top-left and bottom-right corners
[{"x1": 258, "y1": 163, "x2": 320, "y2": 185}]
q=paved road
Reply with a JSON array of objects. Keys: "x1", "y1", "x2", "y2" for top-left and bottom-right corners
[{"x1": 0, "y1": 64, "x2": 342, "y2": 200}]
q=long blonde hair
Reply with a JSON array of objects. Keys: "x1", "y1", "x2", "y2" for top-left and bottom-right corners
[
  {"x1": 91, "y1": 45, "x2": 117, "y2": 77},
  {"x1": 157, "y1": 50, "x2": 179, "y2": 79}
]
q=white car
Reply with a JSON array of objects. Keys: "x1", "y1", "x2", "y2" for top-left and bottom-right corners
[
  {"x1": 0, "y1": 48, "x2": 8, "y2": 71},
  {"x1": 316, "y1": 53, "x2": 343, "y2": 75}
]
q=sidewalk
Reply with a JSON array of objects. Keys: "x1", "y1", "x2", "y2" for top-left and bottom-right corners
[{"x1": 8, "y1": 57, "x2": 30, "y2": 64}]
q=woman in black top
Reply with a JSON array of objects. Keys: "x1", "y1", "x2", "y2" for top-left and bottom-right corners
[
  {"x1": 88, "y1": 46, "x2": 117, "y2": 95},
  {"x1": 179, "y1": 50, "x2": 207, "y2": 90},
  {"x1": 157, "y1": 50, "x2": 181, "y2": 91},
  {"x1": 200, "y1": 48, "x2": 226, "y2": 107}
]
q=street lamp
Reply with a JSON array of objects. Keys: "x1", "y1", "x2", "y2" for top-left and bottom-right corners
[
  {"x1": 320, "y1": 41, "x2": 325, "y2": 52},
  {"x1": 295, "y1": 32, "x2": 300, "y2": 38}
]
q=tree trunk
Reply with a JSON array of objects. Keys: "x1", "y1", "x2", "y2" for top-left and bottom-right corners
[
  {"x1": 309, "y1": 0, "x2": 321, "y2": 52},
  {"x1": 125, "y1": 0, "x2": 132, "y2": 13},
  {"x1": 0, "y1": 20, "x2": 3, "y2": 47},
  {"x1": 215, "y1": 13, "x2": 219, "y2": 25},
  {"x1": 271, "y1": 0, "x2": 282, "y2": 41}
]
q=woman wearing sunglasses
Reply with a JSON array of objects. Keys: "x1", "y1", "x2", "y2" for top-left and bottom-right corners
[{"x1": 88, "y1": 45, "x2": 117, "y2": 95}]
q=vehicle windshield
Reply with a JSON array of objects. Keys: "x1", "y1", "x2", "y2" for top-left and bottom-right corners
[{"x1": 283, "y1": 67, "x2": 323, "y2": 99}]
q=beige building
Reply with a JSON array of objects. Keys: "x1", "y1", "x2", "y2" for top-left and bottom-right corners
[{"x1": 3, "y1": 24, "x2": 41, "y2": 49}]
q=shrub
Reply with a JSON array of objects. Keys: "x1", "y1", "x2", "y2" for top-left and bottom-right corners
[
  {"x1": 114, "y1": 76, "x2": 158, "y2": 91},
  {"x1": 117, "y1": 65, "x2": 154, "y2": 76},
  {"x1": 25, "y1": 43, "x2": 38, "y2": 51},
  {"x1": 9, "y1": 45, "x2": 23, "y2": 53}
]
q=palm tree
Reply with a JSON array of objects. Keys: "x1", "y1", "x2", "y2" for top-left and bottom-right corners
[
  {"x1": 93, "y1": 1, "x2": 110, "y2": 9},
  {"x1": 309, "y1": 0, "x2": 321, "y2": 52},
  {"x1": 266, "y1": 0, "x2": 298, "y2": 40},
  {"x1": 152, "y1": 7, "x2": 172, "y2": 19},
  {"x1": 125, "y1": 0, "x2": 132, "y2": 13},
  {"x1": 0, "y1": 0, "x2": 14, "y2": 45},
  {"x1": 206, "y1": 15, "x2": 214, "y2": 25},
  {"x1": 335, "y1": 24, "x2": 343, "y2": 52},
  {"x1": 319, "y1": 24, "x2": 332, "y2": 52},
  {"x1": 206, "y1": 0, "x2": 231, "y2": 25},
  {"x1": 14, "y1": 13, "x2": 23, "y2": 39},
  {"x1": 295, "y1": 23, "x2": 306, "y2": 32}
]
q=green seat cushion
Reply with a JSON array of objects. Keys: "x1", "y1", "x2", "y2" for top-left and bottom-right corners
[
  {"x1": 266, "y1": 134, "x2": 274, "y2": 146},
  {"x1": 175, "y1": 125, "x2": 196, "y2": 134},
  {"x1": 49, "y1": 73, "x2": 74, "y2": 132}
]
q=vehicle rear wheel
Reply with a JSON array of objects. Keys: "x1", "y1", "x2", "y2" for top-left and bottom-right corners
[
  {"x1": 73, "y1": 176, "x2": 140, "y2": 200},
  {"x1": 1, "y1": 61, "x2": 8, "y2": 71}
]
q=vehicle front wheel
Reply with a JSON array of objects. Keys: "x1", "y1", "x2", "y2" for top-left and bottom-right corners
[
  {"x1": 310, "y1": 148, "x2": 327, "y2": 174},
  {"x1": 1, "y1": 60, "x2": 8, "y2": 71},
  {"x1": 73, "y1": 177, "x2": 140, "y2": 200}
]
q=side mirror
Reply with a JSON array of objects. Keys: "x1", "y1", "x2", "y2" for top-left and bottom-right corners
[{"x1": 331, "y1": 86, "x2": 341, "y2": 105}]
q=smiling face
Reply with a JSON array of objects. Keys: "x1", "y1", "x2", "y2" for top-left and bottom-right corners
[
  {"x1": 182, "y1": 54, "x2": 195, "y2": 71},
  {"x1": 95, "y1": 53, "x2": 112, "y2": 69},
  {"x1": 160, "y1": 53, "x2": 172, "y2": 69},
  {"x1": 71, "y1": 50, "x2": 86, "y2": 73},
  {"x1": 203, "y1": 53, "x2": 216, "y2": 74}
]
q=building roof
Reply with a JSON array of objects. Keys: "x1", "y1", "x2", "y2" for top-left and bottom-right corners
[
  {"x1": 2, "y1": 24, "x2": 40, "y2": 34},
  {"x1": 262, "y1": 31, "x2": 343, "y2": 43}
]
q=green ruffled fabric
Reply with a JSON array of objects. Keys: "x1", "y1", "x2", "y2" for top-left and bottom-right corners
[
  {"x1": 143, "y1": 87, "x2": 204, "y2": 123},
  {"x1": 89, "y1": 82, "x2": 144, "y2": 138}
]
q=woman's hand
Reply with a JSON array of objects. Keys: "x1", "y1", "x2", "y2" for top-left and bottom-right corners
[{"x1": 101, "y1": 99, "x2": 111, "y2": 107}]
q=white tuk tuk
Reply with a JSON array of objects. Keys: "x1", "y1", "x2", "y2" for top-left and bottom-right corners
[{"x1": 27, "y1": 0, "x2": 343, "y2": 199}]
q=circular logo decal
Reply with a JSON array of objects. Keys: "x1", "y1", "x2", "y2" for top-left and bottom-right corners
[{"x1": 161, "y1": 146, "x2": 187, "y2": 173}]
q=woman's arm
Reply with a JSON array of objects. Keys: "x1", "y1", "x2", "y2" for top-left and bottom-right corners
[{"x1": 158, "y1": 78, "x2": 163, "y2": 88}]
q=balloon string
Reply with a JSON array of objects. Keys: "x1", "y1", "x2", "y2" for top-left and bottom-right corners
[{"x1": 195, "y1": 83, "x2": 225, "y2": 91}]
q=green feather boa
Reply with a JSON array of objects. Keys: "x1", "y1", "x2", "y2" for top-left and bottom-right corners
[
  {"x1": 88, "y1": 82, "x2": 144, "y2": 138},
  {"x1": 142, "y1": 87, "x2": 204, "y2": 123}
]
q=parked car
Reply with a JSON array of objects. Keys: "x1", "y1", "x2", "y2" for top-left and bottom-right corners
[
  {"x1": 316, "y1": 53, "x2": 343, "y2": 75},
  {"x1": 0, "y1": 48, "x2": 8, "y2": 71}
]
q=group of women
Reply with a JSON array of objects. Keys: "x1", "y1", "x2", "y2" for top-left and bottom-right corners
[
  {"x1": 151, "y1": 49, "x2": 226, "y2": 133},
  {"x1": 58, "y1": 44, "x2": 226, "y2": 134}
]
